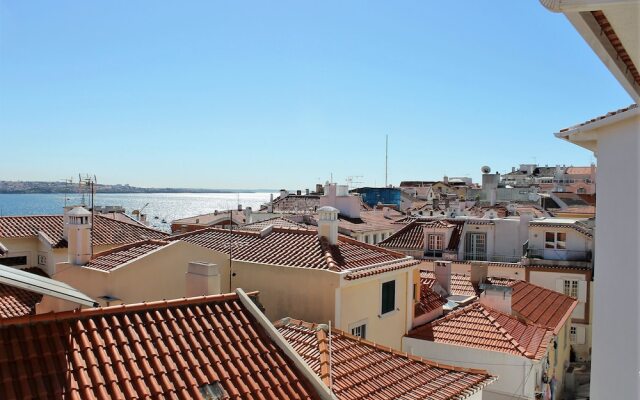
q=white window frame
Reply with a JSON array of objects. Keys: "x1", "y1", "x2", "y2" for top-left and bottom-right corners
[
  {"x1": 570, "y1": 326, "x2": 577, "y2": 343},
  {"x1": 564, "y1": 280, "x2": 579, "y2": 298},
  {"x1": 349, "y1": 320, "x2": 368, "y2": 339},
  {"x1": 379, "y1": 279, "x2": 397, "y2": 317},
  {"x1": 427, "y1": 234, "x2": 444, "y2": 251},
  {"x1": 545, "y1": 231, "x2": 567, "y2": 249}
]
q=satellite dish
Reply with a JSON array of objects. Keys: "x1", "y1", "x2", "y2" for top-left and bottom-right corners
[{"x1": 481, "y1": 166, "x2": 491, "y2": 174}]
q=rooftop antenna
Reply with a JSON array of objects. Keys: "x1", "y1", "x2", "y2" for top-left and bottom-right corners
[
  {"x1": 78, "y1": 174, "x2": 97, "y2": 258},
  {"x1": 385, "y1": 134, "x2": 388, "y2": 188},
  {"x1": 346, "y1": 175, "x2": 364, "y2": 190},
  {"x1": 60, "y1": 178, "x2": 73, "y2": 207}
]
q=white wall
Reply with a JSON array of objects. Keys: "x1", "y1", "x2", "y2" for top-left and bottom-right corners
[
  {"x1": 587, "y1": 114, "x2": 640, "y2": 399},
  {"x1": 403, "y1": 337, "x2": 539, "y2": 399}
]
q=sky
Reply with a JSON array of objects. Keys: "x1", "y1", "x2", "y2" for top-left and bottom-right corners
[{"x1": 0, "y1": 1, "x2": 633, "y2": 190}]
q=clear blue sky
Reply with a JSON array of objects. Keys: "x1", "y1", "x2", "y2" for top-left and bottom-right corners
[{"x1": 0, "y1": 1, "x2": 632, "y2": 190}]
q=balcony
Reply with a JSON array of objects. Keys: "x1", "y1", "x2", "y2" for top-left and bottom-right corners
[
  {"x1": 526, "y1": 248, "x2": 592, "y2": 262},
  {"x1": 462, "y1": 253, "x2": 522, "y2": 263}
]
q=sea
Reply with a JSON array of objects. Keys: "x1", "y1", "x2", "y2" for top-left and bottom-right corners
[{"x1": 0, "y1": 192, "x2": 277, "y2": 232}]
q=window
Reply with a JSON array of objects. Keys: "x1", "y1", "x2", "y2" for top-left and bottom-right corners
[
  {"x1": 37, "y1": 254, "x2": 47, "y2": 266},
  {"x1": 465, "y1": 233, "x2": 486, "y2": 261},
  {"x1": 0, "y1": 256, "x2": 27, "y2": 267},
  {"x1": 427, "y1": 234, "x2": 444, "y2": 250},
  {"x1": 373, "y1": 234, "x2": 378, "y2": 244},
  {"x1": 570, "y1": 326, "x2": 577, "y2": 343},
  {"x1": 564, "y1": 280, "x2": 579, "y2": 298},
  {"x1": 364, "y1": 235, "x2": 370, "y2": 244},
  {"x1": 545, "y1": 232, "x2": 566, "y2": 249},
  {"x1": 381, "y1": 280, "x2": 396, "y2": 315},
  {"x1": 351, "y1": 323, "x2": 367, "y2": 339}
]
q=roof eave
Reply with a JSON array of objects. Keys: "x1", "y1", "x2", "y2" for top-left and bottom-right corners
[{"x1": 555, "y1": 105, "x2": 639, "y2": 150}]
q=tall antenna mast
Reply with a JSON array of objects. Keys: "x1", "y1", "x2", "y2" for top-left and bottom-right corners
[{"x1": 385, "y1": 134, "x2": 388, "y2": 188}]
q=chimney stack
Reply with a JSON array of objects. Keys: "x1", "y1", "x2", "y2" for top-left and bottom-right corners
[
  {"x1": 434, "y1": 261, "x2": 452, "y2": 296},
  {"x1": 268, "y1": 194, "x2": 274, "y2": 213},
  {"x1": 317, "y1": 206, "x2": 339, "y2": 245},
  {"x1": 66, "y1": 207, "x2": 92, "y2": 265},
  {"x1": 185, "y1": 262, "x2": 221, "y2": 296},
  {"x1": 470, "y1": 262, "x2": 488, "y2": 286},
  {"x1": 480, "y1": 285, "x2": 512, "y2": 314},
  {"x1": 244, "y1": 207, "x2": 252, "y2": 224}
]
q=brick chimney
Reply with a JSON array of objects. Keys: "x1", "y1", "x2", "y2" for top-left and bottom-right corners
[
  {"x1": 185, "y1": 262, "x2": 221, "y2": 296},
  {"x1": 317, "y1": 206, "x2": 339, "y2": 245}
]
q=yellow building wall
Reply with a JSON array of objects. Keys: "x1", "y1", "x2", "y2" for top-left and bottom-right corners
[
  {"x1": 546, "y1": 323, "x2": 572, "y2": 399},
  {"x1": 54, "y1": 241, "x2": 227, "y2": 306},
  {"x1": 339, "y1": 269, "x2": 412, "y2": 350},
  {"x1": 230, "y1": 260, "x2": 339, "y2": 324}
]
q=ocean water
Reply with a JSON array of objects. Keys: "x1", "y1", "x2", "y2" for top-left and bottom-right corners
[{"x1": 0, "y1": 192, "x2": 276, "y2": 232}]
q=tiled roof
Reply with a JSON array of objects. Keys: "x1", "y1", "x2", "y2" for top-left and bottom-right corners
[
  {"x1": 379, "y1": 219, "x2": 464, "y2": 252},
  {"x1": 0, "y1": 214, "x2": 168, "y2": 248},
  {"x1": 276, "y1": 319, "x2": 494, "y2": 400},
  {"x1": 241, "y1": 217, "x2": 312, "y2": 232},
  {"x1": 499, "y1": 280, "x2": 578, "y2": 334},
  {"x1": 83, "y1": 240, "x2": 171, "y2": 271},
  {"x1": 415, "y1": 285, "x2": 448, "y2": 317},
  {"x1": 378, "y1": 222, "x2": 424, "y2": 250},
  {"x1": 171, "y1": 227, "x2": 412, "y2": 277},
  {"x1": 408, "y1": 303, "x2": 553, "y2": 360},
  {"x1": 529, "y1": 220, "x2": 593, "y2": 238},
  {"x1": 0, "y1": 293, "x2": 321, "y2": 400},
  {"x1": 422, "y1": 272, "x2": 577, "y2": 335},
  {"x1": 0, "y1": 267, "x2": 48, "y2": 319},
  {"x1": 565, "y1": 167, "x2": 593, "y2": 175},
  {"x1": 421, "y1": 271, "x2": 479, "y2": 297},
  {"x1": 559, "y1": 104, "x2": 638, "y2": 133}
]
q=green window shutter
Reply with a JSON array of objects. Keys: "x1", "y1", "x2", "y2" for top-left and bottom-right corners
[{"x1": 381, "y1": 280, "x2": 396, "y2": 314}]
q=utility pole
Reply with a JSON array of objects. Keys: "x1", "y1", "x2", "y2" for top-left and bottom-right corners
[{"x1": 385, "y1": 134, "x2": 388, "y2": 188}]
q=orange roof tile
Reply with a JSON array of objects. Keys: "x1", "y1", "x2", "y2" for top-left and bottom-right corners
[
  {"x1": 0, "y1": 214, "x2": 168, "y2": 248},
  {"x1": 241, "y1": 216, "x2": 312, "y2": 232},
  {"x1": 170, "y1": 227, "x2": 413, "y2": 278},
  {"x1": 421, "y1": 271, "x2": 479, "y2": 297},
  {"x1": 83, "y1": 240, "x2": 170, "y2": 271},
  {"x1": 408, "y1": 303, "x2": 554, "y2": 360},
  {"x1": 0, "y1": 267, "x2": 48, "y2": 319},
  {"x1": 0, "y1": 293, "x2": 321, "y2": 400},
  {"x1": 276, "y1": 318, "x2": 495, "y2": 400},
  {"x1": 380, "y1": 219, "x2": 464, "y2": 252},
  {"x1": 415, "y1": 285, "x2": 448, "y2": 317}
]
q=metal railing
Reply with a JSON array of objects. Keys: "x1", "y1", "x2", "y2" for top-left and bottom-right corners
[
  {"x1": 526, "y1": 248, "x2": 592, "y2": 262},
  {"x1": 462, "y1": 253, "x2": 521, "y2": 263}
]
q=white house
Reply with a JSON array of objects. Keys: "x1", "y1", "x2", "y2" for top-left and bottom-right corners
[{"x1": 540, "y1": 1, "x2": 639, "y2": 398}]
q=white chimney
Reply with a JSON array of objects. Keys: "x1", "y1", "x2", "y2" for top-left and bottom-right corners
[
  {"x1": 66, "y1": 206, "x2": 92, "y2": 265},
  {"x1": 434, "y1": 261, "x2": 452, "y2": 296},
  {"x1": 480, "y1": 285, "x2": 512, "y2": 314},
  {"x1": 62, "y1": 205, "x2": 78, "y2": 240},
  {"x1": 244, "y1": 207, "x2": 252, "y2": 224},
  {"x1": 185, "y1": 262, "x2": 221, "y2": 296},
  {"x1": 317, "y1": 206, "x2": 339, "y2": 245},
  {"x1": 268, "y1": 194, "x2": 274, "y2": 213},
  {"x1": 470, "y1": 262, "x2": 488, "y2": 286}
]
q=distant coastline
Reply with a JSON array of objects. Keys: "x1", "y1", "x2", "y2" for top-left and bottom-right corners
[{"x1": 0, "y1": 181, "x2": 276, "y2": 194}]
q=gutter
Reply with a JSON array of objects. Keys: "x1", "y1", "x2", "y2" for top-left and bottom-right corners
[{"x1": 236, "y1": 288, "x2": 337, "y2": 400}]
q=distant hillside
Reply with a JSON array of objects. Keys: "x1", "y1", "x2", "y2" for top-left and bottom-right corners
[{"x1": 0, "y1": 181, "x2": 270, "y2": 194}]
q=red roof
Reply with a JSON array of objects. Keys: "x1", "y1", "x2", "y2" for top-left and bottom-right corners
[
  {"x1": 276, "y1": 318, "x2": 494, "y2": 400},
  {"x1": 379, "y1": 219, "x2": 464, "y2": 252},
  {"x1": 421, "y1": 271, "x2": 479, "y2": 297},
  {"x1": 83, "y1": 240, "x2": 170, "y2": 271},
  {"x1": 415, "y1": 285, "x2": 448, "y2": 317},
  {"x1": 0, "y1": 293, "x2": 321, "y2": 400},
  {"x1": 171, "y1": 227, "x2": 414, "y2": 278},
  {"x1": 0, "y1": 267, "x2": 48, "y2": 319},
  {"x1": 408, "y1": 303, "x2": 554, "y2": 360},
  {"x1": 0, "y1": 215, "x2": 168, "y2": 248}
]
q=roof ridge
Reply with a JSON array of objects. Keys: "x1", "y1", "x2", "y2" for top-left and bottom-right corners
[
  {"x1": 88, "y1": 238, "x2": 170, "y2": 260},
  {"x1": 338, "y1": 234, "x2": 406, "y2": 258},
  {"x1": 168, "y1": 226, "x2": 261, "y2": 241},
  {"x1": 319, "y1": 236, "x2": 340, "y2": 271},
  {"x1": 0, "y1": 292, "x2": 259, "y2": 327}
]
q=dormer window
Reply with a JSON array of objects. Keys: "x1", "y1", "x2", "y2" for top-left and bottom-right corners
[{"x1": 545, "y1": 232, "x2": 566, "y2": 249}]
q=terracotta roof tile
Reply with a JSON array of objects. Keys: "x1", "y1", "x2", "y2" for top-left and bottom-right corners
[
  {"x1": 408, "y1": 303, "x2": 553, "y2": 360},
  {"x1": 421, "y1": 271, "x2": 479, "y2": 297},
  {"x1": 241, "y1": 217, "x2": 312, "y2": 232},
  {"x1": 170, "y1": 227, "x2": 412, "y2": 277},
  {"x1": 380, "y1": 219, "x2": 464, "y2": 252},
  {"x1": 0, "y1": 267, "x2": 48, "y2": 319},
  {"x1": 276, "y1": 318, "x2": 495, "y2": 399},
  {"x1": 0, "y1": 215, "x2": 168, "y2": 248},
  {"x1": 83, "y1": 240, "x2": 171, "y2": 271},
  {"x1": 0, "y1": 293, "x2": 321, "y2": 400},
  {"x1": 415, "y1": 286, "x2": 448, "y2": 317}
]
